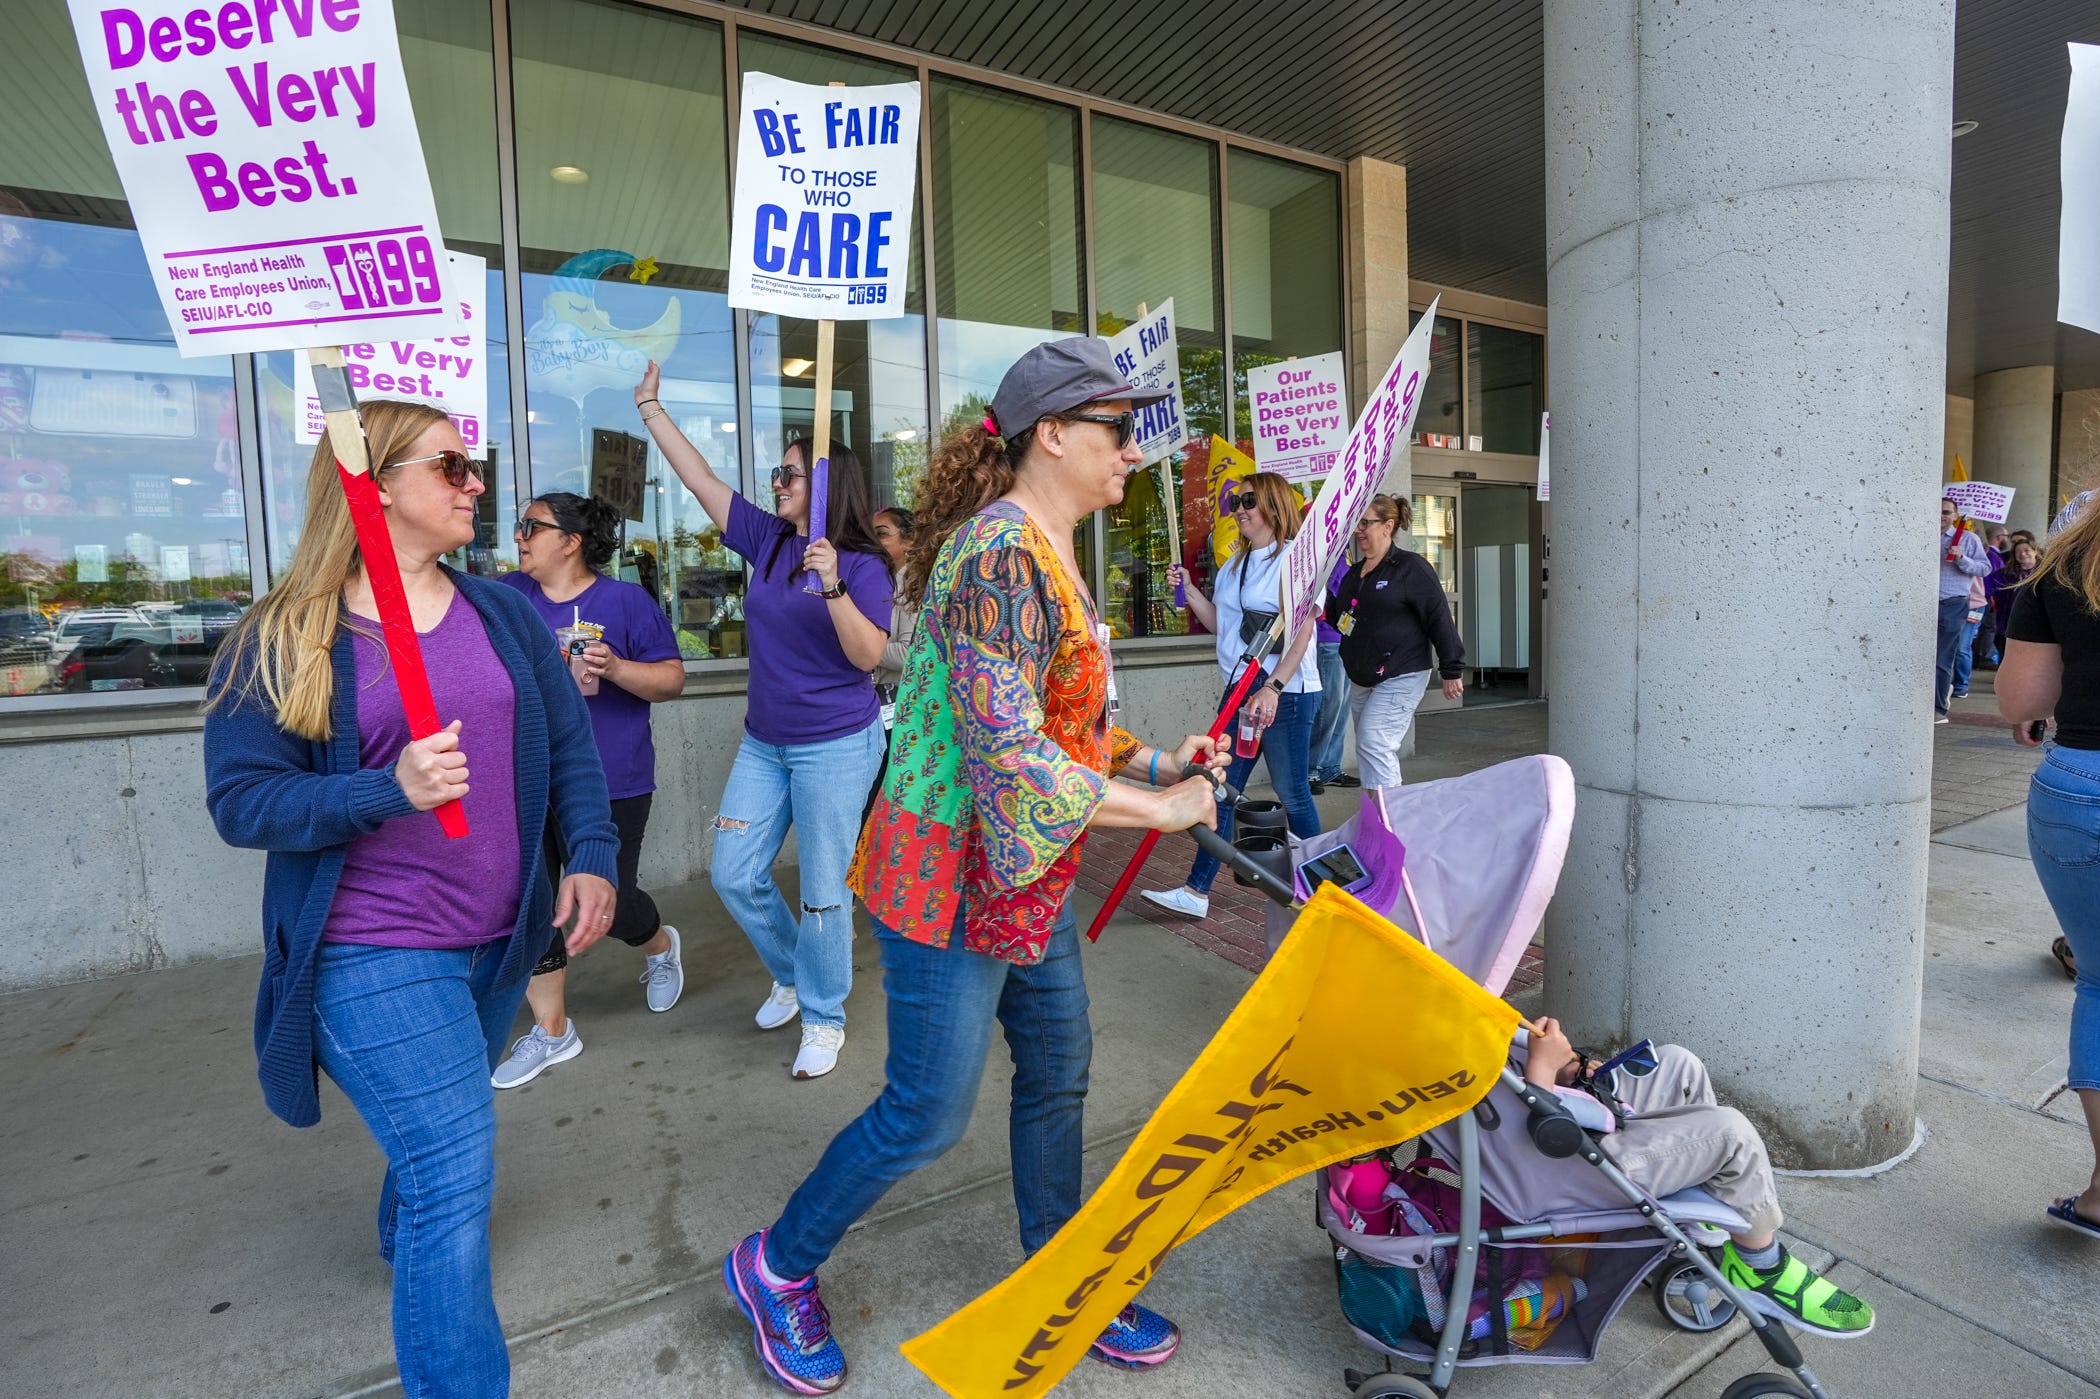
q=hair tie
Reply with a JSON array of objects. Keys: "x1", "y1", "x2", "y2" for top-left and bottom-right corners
[{"x1": 981, "y1": 415, "x2": 1007, "y2": 450}]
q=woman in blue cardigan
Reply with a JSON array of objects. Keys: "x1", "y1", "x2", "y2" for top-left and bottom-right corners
[{"x1": 204, "y1": 400, "x2": 618, "y2": 1398}]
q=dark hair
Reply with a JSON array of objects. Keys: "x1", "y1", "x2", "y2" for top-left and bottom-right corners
[
  {"x1": 874, "y1": 505, "x2": 916, "y2": 537},
  {"x1": 764, "y1": 440, "x2": 883, "y2": 582},
  {"x1": 529, "y1": 491, "x2": 623, "y2": 572}
]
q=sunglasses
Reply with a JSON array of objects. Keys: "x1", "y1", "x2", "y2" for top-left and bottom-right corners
[
  {"x1": 1066, "y1": 410, "x2": 1139, "y2": 450},
  {"x1": 768, "y1": 463, "x2": 808, "y2": 490},
  {"x1": 1222, "y1": 491, "x2": 1260, "y2": 514},
  {"x1": 390, "y1": 450, "x2": 484, "y2": 489},
  {"x1": 514, "y1": 517, "x2": 569, "y2": 540},
  {"x1": 1589, "y1": 1039, "x2": 1659, "y2": 1081}
]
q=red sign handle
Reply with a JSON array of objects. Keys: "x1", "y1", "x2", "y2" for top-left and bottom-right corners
[
  {"x1": 1085, "y1": 652, "x2": 1269, "y2": 942},
  {"x1": 338, "y1": 461, "x2": 469, "y2": 839}
]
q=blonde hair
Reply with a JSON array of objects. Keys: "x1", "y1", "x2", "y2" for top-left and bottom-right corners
[
  {"x1": 1231, "y1": 471, "x2": 1305, "y2": 559},
  {"x1": 207, "y1": 400, "x2": 451, "y2": 740}
]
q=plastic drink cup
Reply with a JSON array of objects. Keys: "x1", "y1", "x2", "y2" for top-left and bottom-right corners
[
  {"x1": 1234, "y1": 712, "x2": 1262, "y2": 759},
  {"x1": 558, "y1": 625, "x2": 598, "y2": 695}
]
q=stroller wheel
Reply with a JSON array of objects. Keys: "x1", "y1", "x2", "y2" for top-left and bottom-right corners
[
  {"x1": 1718, "y1": 1374, "x2": 1813, "y2": 1399},
  {"x1": 1654, "y1": 1257, "x2": 1739, "y2": 1333},
  {"x1": 1350, "y1": 1374, "x2": 1440, "y2": 1399}
]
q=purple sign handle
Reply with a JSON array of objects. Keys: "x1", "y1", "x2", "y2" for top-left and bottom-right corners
[
  {"x1": 1174, "y1": 576, "x2": 1187, "y2": 608},
  {"x1": 803, "y1": 456, "x2": 830, "y2": 593}
]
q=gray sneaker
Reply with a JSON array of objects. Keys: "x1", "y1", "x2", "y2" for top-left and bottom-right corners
[
  {"x1": 640, "y1": 925, "x2": 684, "y2": 1013},
  {"x1": 491, "y1": 1020, "x2": 582, "y2": 1089}
]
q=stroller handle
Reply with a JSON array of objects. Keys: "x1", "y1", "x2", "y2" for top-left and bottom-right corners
[{"x1": 1188, "y1": 824, "x2": 1299, "y2": 907}]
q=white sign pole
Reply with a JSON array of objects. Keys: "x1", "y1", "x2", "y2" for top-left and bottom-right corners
[{"x1": 1536, "y1": 411, "x2": 1551, "y2": 501}]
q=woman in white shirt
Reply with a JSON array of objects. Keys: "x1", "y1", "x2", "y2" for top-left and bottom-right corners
[{"x1": 1142, "y1": 472, "x2": 1323, "y2": 919}]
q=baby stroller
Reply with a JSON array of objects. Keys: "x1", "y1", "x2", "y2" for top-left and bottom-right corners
[{"x1": 1226, "y1": 755, "x2": 1836, "y2": 1399}]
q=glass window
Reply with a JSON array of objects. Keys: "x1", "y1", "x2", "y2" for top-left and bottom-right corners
[
  {"x1": 741, "y1": 33, "x2": 928, "y2": 519},
  {"x1": 1467, "y1": 322, "x2": 1544, "y2": 455},
  {"x1": 256, "y1": 0, "x2": 517, "y2": 588},
  {"x1": 1092, "y1": 117, "x2": 1222, "y2": 639},
  {"x1": 1411, "y1": 491, "x2": 1458, "y2": 597},
  {"x1": 928, "y1": 77, "x2": 1084, "y2": 503},
  {"x1": 515, "y1": 0, "x2": 740, "y2": 660},
  {"x1": 1413, "y1": 312, "x2": 1464, "y2": 447},
  {"x1": 1227, "y1": 150, "x2": 1343, "y2": 439},
  {"x1": 0, "y1": 1, "x2": 249, "y2": 699}
]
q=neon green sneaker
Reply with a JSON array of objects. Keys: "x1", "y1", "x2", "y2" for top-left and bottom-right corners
[{"x1": 1720, "y1": 1242, "x2": 1875, "y2": 1340}]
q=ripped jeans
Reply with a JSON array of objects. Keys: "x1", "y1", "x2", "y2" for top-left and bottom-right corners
[{"x1": 710, "y1": 717, "x2": 886, "y2": 1029}]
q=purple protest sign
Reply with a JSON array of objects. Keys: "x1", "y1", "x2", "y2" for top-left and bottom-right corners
[
  {"x1": 1280, "y1": 300, "x2": 1440, "y2": 636},
  {"x1": 63, "y1": 0, "x2": 456, "y2": 357},
  {"x1": 804, "y1": 455, "x2": 830, "y2": 591}
]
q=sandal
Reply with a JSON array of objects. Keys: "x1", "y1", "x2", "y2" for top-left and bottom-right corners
[
  {"x1": 2053, "y1": 936, "x2": 2078, "y2": 981},
  {"x1": 2048, "y1": 1197, "x2": 2100, "y2": 1239}
]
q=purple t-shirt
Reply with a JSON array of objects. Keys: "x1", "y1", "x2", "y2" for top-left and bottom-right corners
[
  {"x1": 325, "y1": 593, "x2": 522, "y2": 949},
  {"x1": 1316, "y1": 557, "x2": 1351, "y2": 644},
  {"x1": 499, "y1": 572, "x2": 679, "y2": 800},
  {"x1": 725, "y1": 493, "x2": 891, "y2": 745}
]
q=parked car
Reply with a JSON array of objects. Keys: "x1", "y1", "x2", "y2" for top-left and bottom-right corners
[
  {"x1": 49, "y1": 609, "x2": 145, "y2": 668},
  {"x1": 59, "y1": 607, "x2": 239, "y2": 692},
  {"x1": 0, "y1": 608, "x2": 53, "y2": 655}
]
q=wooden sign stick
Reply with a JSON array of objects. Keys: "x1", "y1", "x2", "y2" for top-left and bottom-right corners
[{"x1": 308, "y1": 345, "x2": 470, "y2": 838}]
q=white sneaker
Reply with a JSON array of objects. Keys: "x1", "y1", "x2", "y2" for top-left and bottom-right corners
[
  {"x1": 1933, "y1": 712, "x2": 1950, "y2": 725},
  {"x1": 793, "y1": 1023, "x2": 845, "y2": 1079},
  {"x1": 755, "y1": 981, "x2": 800, "y2": 1030},
  {"x1": 491, "y1": 1020, "x2": 582, "y2": 1089},
  {"x1": 640, "y1": 925, "x2": 683, "y2": 1013},
  {"x1": 1139, "y1": 886, "x2": 1210, "y2": 919}
]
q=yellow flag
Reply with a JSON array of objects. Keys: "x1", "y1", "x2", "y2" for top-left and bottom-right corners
[
  {"x1": 902, "y1": 885, "x2": 1520, "y2": 1397},
  {"x1": 1206, "y1": 435, "x2": 1259, "y2": 568},
  {"x1": 1951, "y1": 453, "x2": 1969, "y2": 483}
]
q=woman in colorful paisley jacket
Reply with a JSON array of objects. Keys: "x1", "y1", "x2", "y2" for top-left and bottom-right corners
[{"x1": 721, "y1": 337, "x2": 1228, "y2": 1395}]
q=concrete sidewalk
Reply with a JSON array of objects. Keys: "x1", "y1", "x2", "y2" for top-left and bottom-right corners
[{"x1": 5, "y1": 709, "x2": 2096, "y2": 1397}]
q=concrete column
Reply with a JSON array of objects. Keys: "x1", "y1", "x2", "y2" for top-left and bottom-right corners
[
  {"x1": 2057, "y1": 387, "x2": 2100, "y2": 517},
  {"x1": 1345, "y1": 156, "x2": 1411, "y2": 495},
  {"x1": 1973, "y1": 366, "x2": 2055, "y2": 535},
  {"x1": 1943, "y1": 393, "x2": 1973, "y2": 482},
  {"x1": 1544, "y1": 2, "x2": 1953, "y2": 1168}
]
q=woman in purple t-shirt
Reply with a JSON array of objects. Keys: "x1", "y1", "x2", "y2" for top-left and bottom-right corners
[
  {"x1": 493, "y1": 492, "x2": 689, "y2": 1089},
  {"x1": 636, "y1": 361, "x2": 890, "y2": 1080}
]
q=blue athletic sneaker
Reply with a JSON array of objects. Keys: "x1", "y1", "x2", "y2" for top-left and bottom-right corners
[
  {"x1": 724, "y1": 1230, "x2": 847, "y2": 1394},
  {"x1": 1088, "y1": 1303, "x2": 1182, "y2": 1369}
]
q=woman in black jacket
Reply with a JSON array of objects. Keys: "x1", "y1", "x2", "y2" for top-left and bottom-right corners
[{"x1": 1323, "y1": 493, "x2": 1464, "y2": 787}]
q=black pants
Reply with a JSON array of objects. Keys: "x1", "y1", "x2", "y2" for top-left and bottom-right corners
[{"x1": 534, "y1": 793, "x2": 661, "y2": 975}]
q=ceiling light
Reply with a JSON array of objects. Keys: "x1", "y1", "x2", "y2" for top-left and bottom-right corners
[
  {"x1": 892, "y1": 428, "x2": 917, "y2": 441},
  {"x1": 782, "y1": 357, "x2": 815, "y2": 377},
  {"x1": 169, "y1": 477, "x2": 194, "y2": 486},
  {"x1": 721, "y1": 422, "x2": 737, "y2": 433},
  {"x1": 550, "y1": 165, "x2": 589, "y2": 184},
  {"x1": 1952, "y1": 120, "x2": 1979, "y2": 139}
]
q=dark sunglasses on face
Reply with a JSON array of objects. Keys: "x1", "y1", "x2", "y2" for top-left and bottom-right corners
[
  {"x1": 1222, "y1": 491, "x2": 1260, "y2": 514},
  {"x1": 769, "y1": 463, "x2": 808, "y2": 490},
  {"x1": 1066, "y1": 410, "x2": 1139, "y2": 450},
  {"x1": 514, "y1": 517, "x2": 569, "y2": 540},
  {"x1": 390, "y1": 450, "x2": 484, "y2": 489}
]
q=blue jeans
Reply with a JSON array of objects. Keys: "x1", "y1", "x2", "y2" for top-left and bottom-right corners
[
  {"x1": 765, "y1": 901, "x2": 1091, "y2": 1280},
  {"x1": 1953, "y1": 611, "x2": 1982, "y2": 695},
  {"x1": 2030, "y1": 746, "x2": 2100, "y2": 1092},
  {"x1": 1934, "y1": 593, "x2": 1969, "y2": 713},
  {"x1": 1188, "y1": 686, "x2": 1323, "y2": 895},
  {"x1": 712, "y1": 717, "x2": 886, "y2": 1029},
  {"x1": 1311, "y1": 642, "x2": 1351, "y2": 781},
  {"x1": 313, "y1": 937, "x2": 528, "y2": 1399}
]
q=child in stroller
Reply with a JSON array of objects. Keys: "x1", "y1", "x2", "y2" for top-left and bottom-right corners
[{"x1": 1518, "y1": 1017, "x2": 1874, "y2": 1342}]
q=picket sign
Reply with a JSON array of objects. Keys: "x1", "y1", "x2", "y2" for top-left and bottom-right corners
[
  {"x1": 1088, "y1": 301, "x2": 1441, "y2": 941},
  {"x1": 64, "y1": 0, "x2": 470, "y2": 834},
  {"x1": 1136, "y1": 303, "x2": 1184, "y2": 605}
]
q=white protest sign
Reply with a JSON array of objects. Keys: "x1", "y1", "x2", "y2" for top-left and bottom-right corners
[
  {"x1": 729, "y1": 72, "x2": 921, "y2": 319},
  {"x1": 2063, "y1": 44, "x2": 2100, "y2": 334},
  {"x1": 292, "y1": 252, "x2": 486, "y2": 449},
  {"x1": 65, "y1": 0, "x2": 455, "y2": 357},
  {"x1": 1104, "y1": 299, "x2": 1190, "y2": 463},
  {"x1": 1281, "y1": 299, "x2": 1439, "y2": 636},
  {"x1": 1247, "y1": 351, "x2": 1347, "y2": 483},
  {"x1": 1947, "y1": 479, "x2": 2016, "y2": 525},
  {"x1": 1536, "y1": 411, "x2": 1550, "y2": 501}
]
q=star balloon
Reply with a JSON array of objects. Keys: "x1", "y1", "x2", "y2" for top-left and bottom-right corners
[{"x1": 628, "y1": 256, "x2": 659, "y2": 285}]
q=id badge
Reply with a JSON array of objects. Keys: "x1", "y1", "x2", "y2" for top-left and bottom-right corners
[
  {"x1": 1094, "y1": 622, "x2": 1121, "y2": 720},
  {"x1": 1338, "y1": 612, "x2": 1357, "y2": 637},
  {"x1": 877, "y1": 683, "x2": 897, "y2": 732}
]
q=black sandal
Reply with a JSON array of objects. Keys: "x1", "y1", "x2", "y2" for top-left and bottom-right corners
[{"x1": 2052, "y1": 936, "x2": 2078, "y2": 981}]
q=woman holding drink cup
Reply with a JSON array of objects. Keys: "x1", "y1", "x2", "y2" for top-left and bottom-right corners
[
  {"x1": 492, "y1": 491, "x2": 688, "y2": 1088},
  {"x1": 1139, "y1": 470, "x2": 1323, "y2": 921}
]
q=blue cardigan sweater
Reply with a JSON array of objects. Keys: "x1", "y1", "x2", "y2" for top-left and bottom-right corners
[{"x1": 204, "y1": 568, "x2": 620, "y2": 1127}]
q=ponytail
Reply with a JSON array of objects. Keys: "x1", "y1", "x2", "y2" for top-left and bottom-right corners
[{"x1": 903, "y1": 421, "x2": 1025, "y2": 608}]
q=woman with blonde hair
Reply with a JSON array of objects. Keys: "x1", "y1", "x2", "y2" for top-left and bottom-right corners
[
  {"x1": 1141, "y1": 470, "x2": 1324, "y2": 920},
  {"x1": 203, "y1": 400, "x2": 618, "y2": 1397},
  {"x1": 1999, "y1": 498, "x2": 2100, "y2": 1241},
  {"x1": 721, "y1": 336, "x2": 1227, "y2": 1394},
  {"x1": 1325, "y1": 493, "x2": 1465, "y2": 788}
]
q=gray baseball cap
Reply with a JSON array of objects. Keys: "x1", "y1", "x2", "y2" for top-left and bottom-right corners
[{"x1": 986, "y1": 335, "x2": 1170, "y2": 439}]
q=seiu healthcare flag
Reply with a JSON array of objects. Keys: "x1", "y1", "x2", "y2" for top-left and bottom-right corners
[
  {"x1": 66, "y1": 0, "x2": 456, "y2": 356},
  {"x1": 902, "y1": 884, "x2": 1519, "y2": 1398},
  {"x1": 729, "y1": 72, "x2": 921, "y2": 319}
]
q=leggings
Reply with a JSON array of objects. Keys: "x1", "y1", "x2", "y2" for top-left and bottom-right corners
[{"x1": 534, "y1": 792, "x2": 661, "y2": 975}]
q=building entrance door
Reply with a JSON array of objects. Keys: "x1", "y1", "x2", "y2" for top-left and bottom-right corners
[{"x1": 1409, "y1": 479, "x2": 1543, "y2": 713}]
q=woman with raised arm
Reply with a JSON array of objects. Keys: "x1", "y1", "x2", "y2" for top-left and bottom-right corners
[
  {"x1": 634, "y1": 363, "x2": 890, "y2": 1079},
  {"x1": 718, "y1": 336, "x2": 1229, "y2": 1395}
]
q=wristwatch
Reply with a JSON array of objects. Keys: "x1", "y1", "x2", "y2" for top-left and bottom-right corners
[
  {"x1": 1265, "y1": 675, "x2": 1286, "y2": 694},
  {"x1": 820, "y1": 581, "x2": 848, "y2": 599}
]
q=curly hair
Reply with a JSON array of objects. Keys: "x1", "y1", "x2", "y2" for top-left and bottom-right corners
[
  {"x1": 528, "y1": 491, "x2": 624, "y2": 572},
  {"x1": 903, "y1": 421, "x2": 1035, "y2": 607}
]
